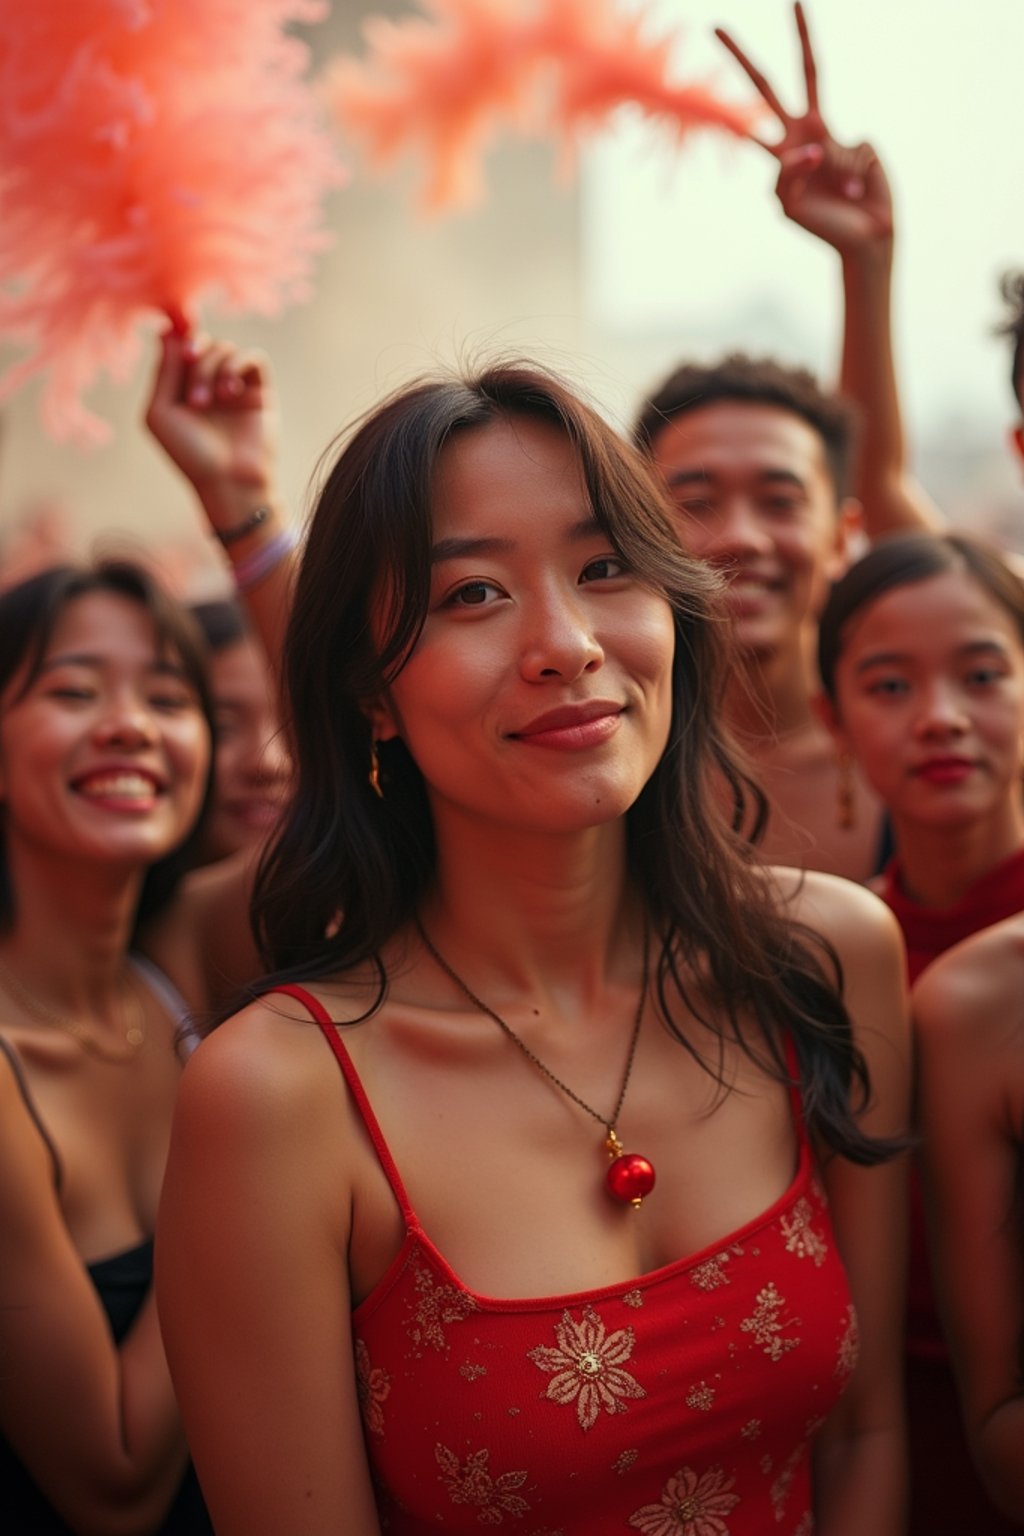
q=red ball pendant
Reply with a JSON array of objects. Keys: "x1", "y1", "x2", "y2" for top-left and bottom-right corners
[{"x1": 605, "y1": 1152, "x2": 656, "y2": 1208}]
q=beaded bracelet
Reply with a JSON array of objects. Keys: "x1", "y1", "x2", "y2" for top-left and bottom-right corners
[
  {"x1": 231, "y1": 526, "x2": 299, "y2": 592},
  {"x1": 214, "y1": 504, "x2": 271, "y2": 546}
]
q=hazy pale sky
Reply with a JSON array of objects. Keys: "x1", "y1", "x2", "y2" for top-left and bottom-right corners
[{"x1": 582, "y1": 0, "x2": 1024, "y2": 443}]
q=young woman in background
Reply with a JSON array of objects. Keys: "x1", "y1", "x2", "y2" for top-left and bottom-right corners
[{"x1": 818, "y1": 529, "x2": 1024, "y2": 1536}]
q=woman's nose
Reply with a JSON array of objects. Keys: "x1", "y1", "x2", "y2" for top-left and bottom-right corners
[
  {"x1": 518, "y1": 592, "x2": 604, "y2": 683},
  {"x1": 92, "y1": 696, "x2": 159, "y2": 748},
  {"x1": 914, "y1": 682, "x2": 970, "y2": 738}
]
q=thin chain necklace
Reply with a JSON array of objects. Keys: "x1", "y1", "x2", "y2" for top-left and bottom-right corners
[
  {"x1": 417, "y1": 922, "x2": 656, "y2": 1208},
  {"x1": 0, "y1": 957, "x2": 146, "y2": 1066}
]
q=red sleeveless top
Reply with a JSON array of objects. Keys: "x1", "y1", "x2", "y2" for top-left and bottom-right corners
[
  {"x1": 880, "y1": 852, "x2": 1024, "y2": 1536},
  {"x1": 277, "y1": 984, "x2": 857, "y2": 1535}
]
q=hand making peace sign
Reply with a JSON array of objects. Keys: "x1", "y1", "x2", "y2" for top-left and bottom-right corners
[{"x1": 716, "y1": 3, "x2": 893, "y2": 256}]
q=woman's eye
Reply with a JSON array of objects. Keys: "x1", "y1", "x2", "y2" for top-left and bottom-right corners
[
  {"x1": 47, "y1": 685, "x2": 94, "y2": 702},
  {"x1": 866, "y1": 677, "x2": 908, "y2": 697},
  {"x1": 581, "y1": 556, "x2": 626, "y2": 582},
  {"x1": 445, "y1": 580, "x2": 502, "y2": 608},
  {"x1": 965, "y1": 667, "x2": 1003, "y2": 687},
  {"x1": 213, "y1": 708, "x2": 243, "y2": 739},
  {"x1": 151, "y1": 692, "x2": 193, "y2": 711}
]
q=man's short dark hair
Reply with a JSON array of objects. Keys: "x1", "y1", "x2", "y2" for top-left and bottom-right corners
[
  {"x1": 633, "y1": 352, "x2": 857, "y2": 501},
  {"x1": 998, "y1": 272, "x2": 1024, "y2": 409}
]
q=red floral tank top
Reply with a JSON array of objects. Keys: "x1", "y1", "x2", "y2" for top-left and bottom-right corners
[{"x1": 277, "y1": 985, "x2": 857, "y2": 1535}]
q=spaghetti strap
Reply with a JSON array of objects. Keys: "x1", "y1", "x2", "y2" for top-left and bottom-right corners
[
  {"x1": 266, "y1": 984, "x2": 418, "y2": 1227},
  {"x1": 0, "y1": 1035, "x2": 63, "y2": 1192}
]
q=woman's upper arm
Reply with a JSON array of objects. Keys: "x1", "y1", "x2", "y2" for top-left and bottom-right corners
[
  {"x1": 156, "y1": 1004, "x2": 382, "y2": 1536},
  {"x1": 786, "y1": 876, "x2": 911, "y2": 1532},
  {"x1": 0, "y1": 1054, "x2": 185, "y2": 1534},
  {"x1": 814, "y1": 881, "x2": 912, "y2": 1397},
  {"x1": 915, "y1": 950, "x2": 1024, "y2": 1510}
]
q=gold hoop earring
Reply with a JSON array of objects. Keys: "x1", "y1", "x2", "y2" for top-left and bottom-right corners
[
  {"x1": 836, "y1": 751, "x2": 856, "y2": 831},
  {"x1": 369, "y1": 739, "x2": 384, "y2": 800}
]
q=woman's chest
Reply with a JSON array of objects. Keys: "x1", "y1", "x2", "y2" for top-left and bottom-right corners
[
  {"x1": 347, "y1": 1020, "x2": 802, "y2": 1304},
  {"x1": 15, "y1": 1034, "x2": 180, "y2": 1255},
  {"x1": 354, "y1": 1168, "x2": 854, "y2": 1535}
]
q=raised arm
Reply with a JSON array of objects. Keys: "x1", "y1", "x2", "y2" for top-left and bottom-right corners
[
  {"x1": 156, "y1": 1002, "x2": 383, "y2": 1535},
  {"x1": 145, "y1": 330, "x2": 296, "y2": 668},
  {"x1": 915, "y1": 923, "x2": 1024, "y2": 1521},
  {"x1": 786, "y1": 871, "x2": 911, "y2": 1534},
  {"x1": 716, "y1": 2, "x2": 943, "y2": 538},
  {"x1": 0, "y1": 1054, "x2": 187, "y2": 1536},
  {"x1": 141, "y1": 331, "x2": 297, "y2": 1011}
]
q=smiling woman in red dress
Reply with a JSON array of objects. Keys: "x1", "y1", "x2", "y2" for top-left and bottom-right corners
[{"x1": 157, "y1": 362, "x2": 910, "y2": 1536}]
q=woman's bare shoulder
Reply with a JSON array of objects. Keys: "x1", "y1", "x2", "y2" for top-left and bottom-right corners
[
  {"x1": 177, "y1": 981, "x2": 370, "y2": 1141},
  {"x1": 767, "y1": 864, "x2": 904, "y2": 962},
  {"x1": 914, "y1": 913, "x2": 1024, "y2": 1050}
]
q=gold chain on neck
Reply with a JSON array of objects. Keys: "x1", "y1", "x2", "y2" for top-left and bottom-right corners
[{"x1": 0, "y1": 958, "x2": 146, "y2": 1065}]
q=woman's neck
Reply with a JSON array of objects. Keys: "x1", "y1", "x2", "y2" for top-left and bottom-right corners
[
  {"x1": 1, "y1": 841, "x2": 143, "y2": 1009},
  {"x1": 891, "y1": 806, "x2": 1024, "y2": 908},
  {"x1": 418, "y1": 816, "x2": 641, "y2": 1009}
]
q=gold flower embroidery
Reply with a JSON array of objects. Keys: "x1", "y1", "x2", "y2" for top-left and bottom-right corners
[
  {"x1": 623, "y1": 1289, "x2": 645, "y2": 1309},
  {"x1": 404, "y1": 1257, "x2": 477, "y2": 1354},
  {"x1": 834, "y1": 1303, "x2": 859, "y2": 1380},
  {"x1": 739, "y1": 1419, "x2": 761, "y2": 1441},
  {"x1": 690, "y1": 1255, "x2": 732, "y2": 1291},
  {"x1": 686, "y1": 1381, "x2": 716, "y2": 1412},
  {"x1": 739, "y1": 1282, "x2": 800, "y2": 1361},
  {"x1": 792, "y1": 1516, "x2": 813, "y2": 1536},
  {"x1": 354, "y1": 1339, "x2": 391, "y2": 1436},
  {"x1": 614, "y1": 1449, "x2": 640, "y2": 1475},
  {"x1": 460, "y1": 1362, "x2": 488, "y2": 1381},
  {"x1": 779, "y1": 1198, "x2": 828, "y2": 1267},
  {"x1": 528, "y1": 1305, "x2": 646, "y2": 1431},
  {"x1": 628, "y1": 1466, "x2": 740, "y2": 1535},
  {"x1": 435, "y1": 1444, "x2": 530, "y2": 1525}
]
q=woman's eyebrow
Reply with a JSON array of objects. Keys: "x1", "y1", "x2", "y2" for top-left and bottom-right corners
[
  {"x1": 430, "y1": 535, "x2": 515, "y2": 564},
  {"x1": 37, "y1": 652, "x2": 190, "y2": 678},
  {"x1": 854, "y1": 638, "x2": 1013, "y2": 674},
  {"x1": 430, "y1": 515, "x2": 602, "y2": 565}
]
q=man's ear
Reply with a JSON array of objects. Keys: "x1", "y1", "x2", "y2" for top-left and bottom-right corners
[{"x1": 829, "y1": 497, "x2": 865, "y2": 581}]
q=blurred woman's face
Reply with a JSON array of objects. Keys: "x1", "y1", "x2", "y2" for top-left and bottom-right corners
[
  {"x1": 827, "y1": 569, "x2": 1024, "y2": 839},
  {"x1": 202, "y1": 636, "x2": 289, "y2": 863},
  {"x1": 0, "y1": 592, "x2": 210, "y2": 872},
  {"x1": 370, "y1": 415, "x2": 676, "y2": 843}
]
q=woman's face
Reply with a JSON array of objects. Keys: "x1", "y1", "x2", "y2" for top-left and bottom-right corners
[
  {"x1": 203, "y1": 636, "x2": 289, "y2": 862},
  {"x1": 828, "y1": 569, "x2": 1024, "y2": 836},
  {"x1": 0, "y1": 591, "x2": 211, "y2": 872},
  {"x1": 373, "y1": 415, "x2": 676, "y2": 840}
]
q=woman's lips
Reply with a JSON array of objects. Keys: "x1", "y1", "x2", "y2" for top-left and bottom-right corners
[
  {"x1": 71, "y1": 768, "x2": 164, "y2": 813},
  {"x1": 913, "y1": 757, "x2": 977, "y2": 786},
  {"x1": 510, "y1": 704, "x2": 623, "y2": 751},
  {"x1": 225, "y1": 797, "x2": 284, "y2": 829}
]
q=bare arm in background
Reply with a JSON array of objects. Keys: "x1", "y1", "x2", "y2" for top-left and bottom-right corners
[{"x1": 145, "y1": 331, "x2": 295, "y2": 668}]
